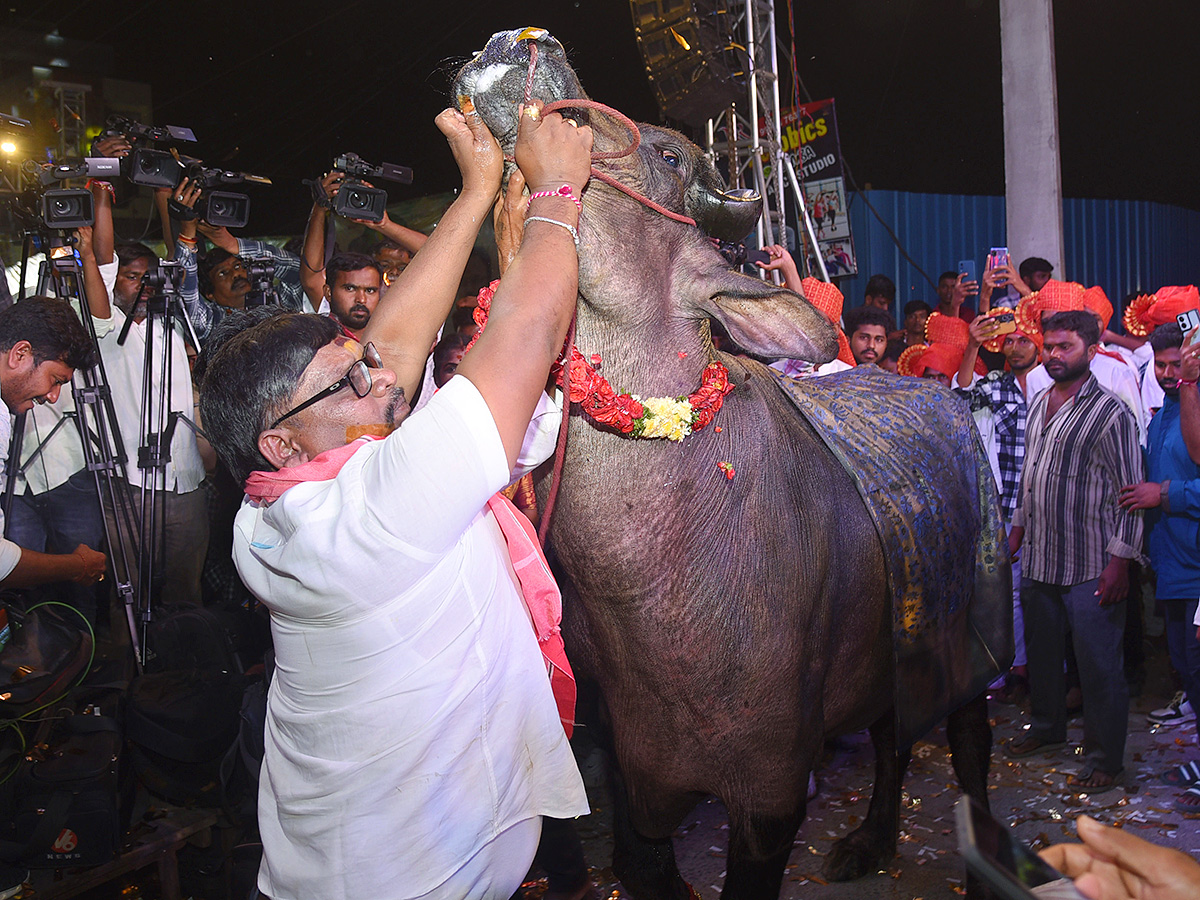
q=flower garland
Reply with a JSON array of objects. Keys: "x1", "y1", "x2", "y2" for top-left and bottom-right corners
[{"x1": 468, "y1": 280, "x2": 734, "y2": 441}]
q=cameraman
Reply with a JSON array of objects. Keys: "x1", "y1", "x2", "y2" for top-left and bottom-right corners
[
  {"x1": 195, "y1": 219, "x2": 306, "y2": 310},
  {"x1": 299, "y1": 171, "x2": 426, "y2": 314},
  {"x1": 169, "y1": 178, "x2": 264, "y2": 343},
  {"x1": 88, "y1": 185, "x2": 210, "y2": 607}
]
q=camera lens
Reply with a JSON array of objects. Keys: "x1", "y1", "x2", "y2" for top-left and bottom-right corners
[{"x1": 349, "y1": 191, "x2": 369, "y2": 210}]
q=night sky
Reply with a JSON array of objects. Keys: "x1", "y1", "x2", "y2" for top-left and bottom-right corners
[{"x1": 5, "y1": 0, "x2": 1196, "y2": 235}]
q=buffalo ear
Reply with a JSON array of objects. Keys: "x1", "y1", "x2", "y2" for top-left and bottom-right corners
[{"x1": 701, "y1": 270, "x2": 839, "y2": 363}]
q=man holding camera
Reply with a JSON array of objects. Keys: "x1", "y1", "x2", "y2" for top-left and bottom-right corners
[
  {"x1": 85, "y1": 187, "x2": 210, "y2": 609},
  {"x1": 299, "y1": 170, "x2": 427, "y2": 314}
]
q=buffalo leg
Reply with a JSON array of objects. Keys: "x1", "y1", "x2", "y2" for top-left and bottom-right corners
[
  {"x1": 946, "y1": 691, "x2": 991, "y2": 808},
  {"x1": 823, "y1": 711, "x2": 910, "y2": 881},
  {"x1": 721, "y1": 810, "x2": 805, "y2": 900},
  {"x1": 608, "y1": 765, "x2": 693, "y2": 900},
  {"x1": 947, "y1": 692, "x2": 993, "y2": 899}
]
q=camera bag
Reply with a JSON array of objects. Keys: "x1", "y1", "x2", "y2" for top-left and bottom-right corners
[
  {"x1": 0, "y1": 712, "x2": 122, "y2": 869},
  {"x1": 0, "y1": 603, "x2": 92, "y2": 721},
  {"x1": 126, "y1": 669, "x2": 245, "y2": 807}
]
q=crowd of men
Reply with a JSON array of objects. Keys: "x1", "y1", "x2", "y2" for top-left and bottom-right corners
[
  {"x1": 762, "y1": 244, "x2": 1200, "y2": 803},
  {"x1": 2, "y1": 105, "x2": 1200, "y2": 895}
]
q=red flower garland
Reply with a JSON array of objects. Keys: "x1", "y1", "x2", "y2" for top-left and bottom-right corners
[{"x1": 467, "y1": 280, "x2": 733, "y2": 438}]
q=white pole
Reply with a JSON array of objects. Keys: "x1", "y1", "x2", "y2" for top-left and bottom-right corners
[{"x1": 1000, "y1": 0, "x2": 1065, "y2": 275}]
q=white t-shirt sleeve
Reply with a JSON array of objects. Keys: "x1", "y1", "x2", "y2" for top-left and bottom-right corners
[
  {"x1": 359, "y1": 374, "x2": 510, "y2": 554},
  {"x1": 98, "y1": 260, "x2": 119, "y2": 301},
  {"x1": 0, "y1": 538, "x2": 20, "y2": 581},
  {"x1": 512, "y1": 391, "x2": 562, "y2": 480}
]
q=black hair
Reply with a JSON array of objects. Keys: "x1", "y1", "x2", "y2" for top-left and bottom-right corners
[
  {"x1": 199, "y1": 313, "x2": 341, "y2": 485},
  {"x1": 198, "y1": 247, "x2": 234, "y2": 299},
  {"x1": 1019, "y1": 257, "x2": 1053, "y2": 282},
  {"x1": 192, "y1": 305, "x2": 290, "y2": 385},
  {"x1": 937, "y1": 271, "x2": 958, "y2": 284},
  {"x1": 1149, "y1": 322, "x2": 1185, "y2": 353},
  {"x1": 883, "y1": 337, "x2": 905, "y2": 363},
  {"x1": 433, "y1": 332, "x2": 472, "y2": 387},
  {"x1": 451, "y1": 305, "x2": 478, "y2": 331},
  {"x1": 325, "y1": 252, "x2": 382, "y2": 286},
  {"x1": 864, "y1": 274, "x2": 896, "y2": 303},
  {"x1": 844, "y1": 305, "x2": 895, "y2": 336},
  {"x1": 373, "y1": 239, "x2": 407, "y2": 255},
  {"x1": 0, "y1": 296, "x2": 96, "y2": 370},
  {"x1": 1042, "y1": 310, "x2": 1100, "y2": 347},
  {"x1": 903, "y1": 299, "x2": 932, "y2": 317},
  {"x1": 115, "y1": 242, "x2": 158, "y2": 268}
]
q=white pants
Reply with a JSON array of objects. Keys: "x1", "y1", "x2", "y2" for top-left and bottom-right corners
[{"x1": 411, "y1": 816, "x2": 542, "y2": 900}]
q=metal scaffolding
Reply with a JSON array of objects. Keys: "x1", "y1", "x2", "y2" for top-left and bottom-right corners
[
  {"x1": 704, "y1": 0, "x2": 828, "y2": 280},
  {"x1": 44, "y1": 80, "x2": 92, "y2": 162}
]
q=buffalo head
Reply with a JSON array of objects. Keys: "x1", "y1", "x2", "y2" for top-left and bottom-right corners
[{"x1": 452, "y1": 28, "x2": 837, "y2": 365}]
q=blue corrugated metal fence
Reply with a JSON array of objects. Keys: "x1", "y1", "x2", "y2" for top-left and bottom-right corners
[{"x1": 829, "y1": 190, "x2": 1200, "y2": 327}]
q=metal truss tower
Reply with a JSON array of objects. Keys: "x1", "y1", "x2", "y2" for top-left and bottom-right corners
[{"x1": 704, "y1": 0, "x2": 828, "y2": 280}]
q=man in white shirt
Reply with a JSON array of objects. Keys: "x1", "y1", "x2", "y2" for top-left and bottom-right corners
[
  {"x1": 198, "y1": 104, "x2": 593, "y2": 899},
  {"x1": 77, "y1": 237, "x2": 210, "y2": 609},
  {"x1": 0, "y1": 296, "x2": 106, "y2": 589}
]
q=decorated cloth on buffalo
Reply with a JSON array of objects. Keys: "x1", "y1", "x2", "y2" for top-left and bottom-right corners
[{"x1": 773, "y1": 366, "x2": 1013, "y2": 743}]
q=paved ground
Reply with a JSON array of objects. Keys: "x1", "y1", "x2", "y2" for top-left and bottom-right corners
[{"x1": 524, "y1": 649, "x2": 1200, "y2": 899}]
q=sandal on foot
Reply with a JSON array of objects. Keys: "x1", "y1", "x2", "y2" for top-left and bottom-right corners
[
  {"x1": 1067, "y1": 767, "x2": 1123, "y2": 793},
  {"x1": 1004, "y1": 735, "x2": 1065, "y2": 758},
  {"x1": 1160, "y1": 760, "x2": 1200, "y2": 787},
  {"x1": 1175, "y1": 787, "x2": 1200, "y2": 814}
]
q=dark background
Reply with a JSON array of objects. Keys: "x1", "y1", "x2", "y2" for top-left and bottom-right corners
[{"x1": 6, "y1": 0, "x2": 1196, "y2": 235}]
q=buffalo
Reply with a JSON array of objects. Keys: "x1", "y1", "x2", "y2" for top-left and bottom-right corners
[{"x1": 454, "y1": 29, "x2": 1011, "y2": 899}]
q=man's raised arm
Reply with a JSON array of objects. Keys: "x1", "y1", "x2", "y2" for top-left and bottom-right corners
[
  {"x1": 362, "y1": 109, "x2": 503, "y2": 402},
  {"x1": 456, "y1": 101, "x2": 593, "y2": 471}
]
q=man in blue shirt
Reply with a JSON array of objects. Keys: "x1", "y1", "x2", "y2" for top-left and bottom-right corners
[{"x1": 1119, "y1": 321, "x2": 1200, "y2": 809}]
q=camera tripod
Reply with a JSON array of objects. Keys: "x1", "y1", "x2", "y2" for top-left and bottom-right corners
[
  {"x1": 7, "y1": 230, "x2": 206, "y2": 669},
  {"x1": 6, "y1": 230, "x2": 145, "y2": 664}
]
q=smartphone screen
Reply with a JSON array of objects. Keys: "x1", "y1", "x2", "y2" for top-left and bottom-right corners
[{"x1": 956, "y1": 796, "x2": 1086, "y2": 900}]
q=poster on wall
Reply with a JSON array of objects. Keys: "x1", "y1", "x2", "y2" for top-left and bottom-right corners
[{"x1": 774, "y1": 98, "x2": 857, "y2": 277}]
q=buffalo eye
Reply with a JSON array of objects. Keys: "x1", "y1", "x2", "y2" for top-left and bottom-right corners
[{"x1": 660, "y1": 149, "x2": 680, "y2": 168}]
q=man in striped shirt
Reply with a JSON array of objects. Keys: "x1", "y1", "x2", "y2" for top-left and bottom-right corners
[{"x1": 1005, "y1": 310, "x2": 1145, "y2": 792}]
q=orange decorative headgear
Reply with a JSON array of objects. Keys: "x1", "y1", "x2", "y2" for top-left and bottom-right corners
[
  {"x1": 1034, "y1": 279, "x2": 1086, "y2": 313},
  {"x1": 1082, "y1": 285, "x2": 1113, "y2": 331},
  {"x1": 1122, "y1": 285, "x2": 1200, "y2": 337},
  {"x1": 896, "y1": 343, "x2": 929, "y2": 377},
  {"x1": 897, "y1": 312, "x2": 986, "y2": 378},
  {"x1": 801, "y1": 276, "x2": 856, "y2": 366}
]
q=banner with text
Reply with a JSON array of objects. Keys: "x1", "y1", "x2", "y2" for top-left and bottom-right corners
[{"x1": 775, "y1": 98, "x2": 856, "y2": 278}]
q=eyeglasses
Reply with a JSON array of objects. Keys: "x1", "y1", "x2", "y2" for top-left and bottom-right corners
[{"x1": 270, "y1": 342, "x2": 383, "y2": 429}]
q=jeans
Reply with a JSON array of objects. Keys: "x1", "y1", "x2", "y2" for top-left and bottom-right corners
[
  {"x1": 1164, "y1": 598, "x2": 1200, "y2": 709},
  {"x1": 7, "y1": 469, "x2": 105, "y2": 624}
]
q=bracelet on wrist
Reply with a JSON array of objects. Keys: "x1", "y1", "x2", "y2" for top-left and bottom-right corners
[
  {"x1": 525, "y1": 215, "x2": 580, "y2": 247},
  {"x1": 527, "y1": 184, "x2": 583, "y2": 214}
]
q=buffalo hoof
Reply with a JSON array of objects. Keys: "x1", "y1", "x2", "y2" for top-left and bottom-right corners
[{"x1": 822, "y1": 828, "x2": 895, "y2": 882}]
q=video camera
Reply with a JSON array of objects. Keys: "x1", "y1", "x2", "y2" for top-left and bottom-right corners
[
  {"x1": 319, "y1": 153, "x2": 413, "y2": 224},
  {"x1": 9, "y1": 158, "x2": 122, "y2": 230},
  {"x1": 93, "y1": 115, "x2": 198, "y2": 190},
  {"x1": 174, "y1": 163, "x2": 271, "y2": 229}
]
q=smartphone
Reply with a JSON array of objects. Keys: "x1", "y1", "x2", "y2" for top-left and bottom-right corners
[
  {"x1": 989, "y1": 247, "x2": 1011, "y2": 271},
  {"x1": 991, "y1": 310, "x2": 1017, "y2": 336},
  {"x1": 1177, "y1": 309, "x2": 1200, "y2": 348},
  {"x1": 958, "y1": 259, "x2": 978, "y2": 285},
  {"x1": 956, "y1": 795, "x2": 1086, "y2": 900}
]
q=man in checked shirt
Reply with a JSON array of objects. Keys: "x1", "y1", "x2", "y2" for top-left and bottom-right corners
[{"x1": 1004, "y1": 310, "x2": 1145, "y2": 792}]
